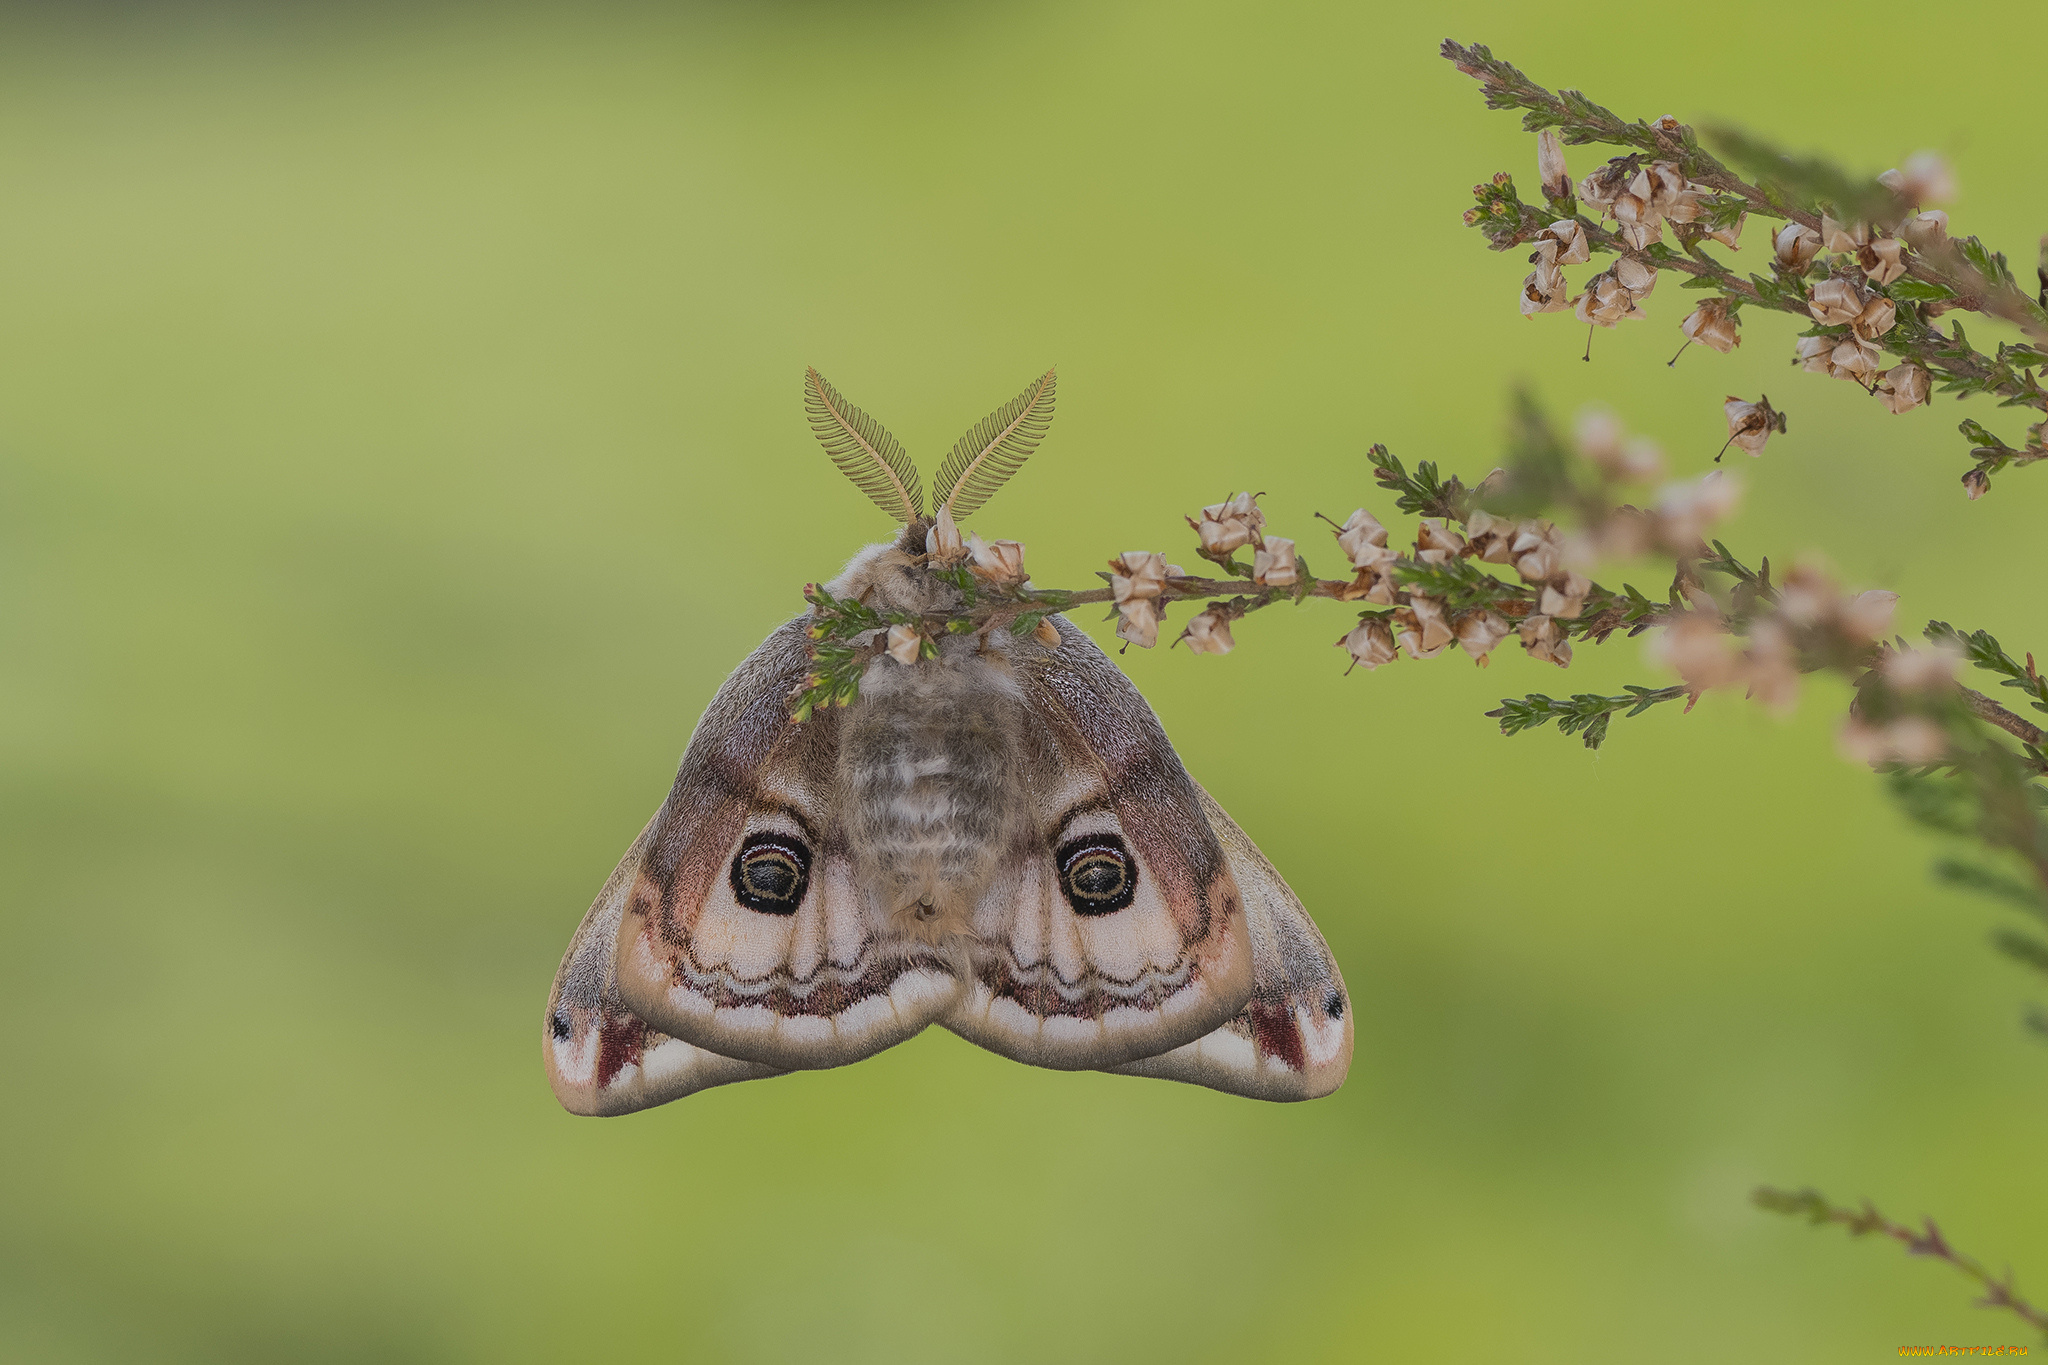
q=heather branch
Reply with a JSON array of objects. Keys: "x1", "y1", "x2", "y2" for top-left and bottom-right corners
[
  {"x1": 1753, "y1": 1187, "x2": 2048, "y2": 1338},
  {"x1": 1462, "y1": 179, "x2": 2044, "y2": 439},
  {"x1": 1443, "y1": 40, "x2": 2048, "y2": 490},
  {"x1": 1443, "y1": 39, "x2": 2048, "y2": 347},
  {"x1": 1442, "y1": 41, "x2": 1772, "y2": 217},
  {"x1": 1961, "y1": 686, "x2": 2048, "y2": 752}
]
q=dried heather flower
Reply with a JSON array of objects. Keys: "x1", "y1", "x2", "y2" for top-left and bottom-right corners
[
  {"x1": 1575, "y1": 408, "x2": 1624, "y2": 466},
  {"x1": 1635, "y1": 162, "x2": 1690, "y2": 215},
  {"x1": 1886, "y1": 718, "x2": 1950, "y2": 764},
  {"x1": 1652, "y1": 614, "x2": 1744, "y2": 692},
  {"x1": 1520, "y1": 614, "x2": 1572, "y2": 668},
  {"x1": 1721, "y1": 395, "x2": 1787, "y2": 459},
  {"x1": 1774, "y1": 222, "x2": 1822, "y2": 270},
  {"x1": 1882, "y1": 643, "x2": 1961, "y2": 692},
  {"x1": 1653, "y1": 470, "x2": 1741, "y2": 549},
  {"x1": 1679, "y1": 298, "x2": 1741, "y2": 355},
  {"x1": 1414, "y1": 520, "x2": 1467, "y2": 564},
  {"x1": 1510, "y1": 521, "x2": 1563, "y2": 583},
  {"x1": 925, "y1": 503, "x2": 966, "y2": 561},
  {"x1": 1034, "y1": 618, "x2": 1061, "y2": 648},
  {"x1": 1540, "y1": 573, "x2": 1590, "y2": 620},
  {"x1": 1408, "y1": 595, "x2": 1455, "y2": 653},
  {"x1": 1576, "y1": 410, "x2": 1663, "y2": 481},
  {"x1": 1614, "y1": 254, "x2": 1657, "y2": 298},
  {"x1": 1744, "y1": 620, "x2": 1802, "y2": 714},
  {"x1": 1180, "y1": 607, "x2": 1234, "y2": 655},
  {"x1": 1332, "y1": 508, "x2": 1390, "y2": 568},
  {"x1": 1880, "y1": 153, "x2": 1955, "y2": 208},
  {"x1": 1191, "y1": 492, "x2": 1264, "y2": 557},
  {"x1": 1252, "y1": 537, "x2": 1299, "y2": 587},
  {"x1": 969, "y1": 534, "x2": 1027, "y2": 583},
  {"x1": 1464, "y1": 510, "x2": 1517, "y2": 564},
  {"x1": 1612, "y1": 206, "x2": 1663, "y2": 252},
  {"x1": 1617, "y1": 439, "x2": 1665, "y2": 482},
  {"x1": 1808, "y1": 277, "x2": 1866, "y2": 327},
  {"x1": 1585, "y1": 505, "x2": 1652, "y2": 561},
  {"x1": 1821, "y1": 216, "x2": 1869, "y2": 254},
  {"x1": 1852, "y1": 296, "x2": 1897, "y2": 341},
  {"x1": 1521, "y1": 264, "x2": 1571, "y2": 316},
  {"x1": 1903, "y1": 152, "x2": 1956, "y2": 205},
  {"x1": 1455, "y1": 609, "x2": 1512, "y2": 663},
  {"x1": 1858, "y1": 237, "x2": 1907, "y2": 286},
  {"x1": 1392, "y1": 604, "x2": 1448, "y2": 661},
  {"x1": 1902, "y1": 210, "x2": 1949, "y2": 251},
  {"x1": 1577, "y1": 160, "x2": 1632, "y2": 210},
  {"x1": 1537, "y1": 130, "x2": 1572, "y2": 202},
  {"x1": 1768, "y1": 565, "x2": 1832, "y2": 629},
  {"x1": 1110, "y1": 551, "x2": 1169, "y2": 602},
  {"x1": 1704, "y1": 212, "x2": 1745, "y2": 250},
  {"x1": 1842, "y1": 589, "x2": 1900, "y2": 643},
  {"x1": 886, "y1": 623, "x2": 925, "y2": 666},
  {"x1": 1795, "y1": 335, "x2": 1833, "y2": 375},
  {"x1": 1574, "y1": 270, "x2": 1644, "y2": 328},
  {"x1": 1829, "y1": 335, "x2": 1883, "y2": 384},
  {"x1": 1338, "y1": 618, "x2": 1398, "y2": 673},
  {"x1": 1842, "y1": 716, "x2": 1949, "y2": 765},
  {"x1": 1116, "y1": 598, "x2": 1161, "y2": 650},
  {"x1": 1963, "y1": 468, "x2": 1991, "y2": 500},
  {"x1": 1877, "y1": 362, "x2": 1930, "y2": 414},
  {"x1": 1535, "y1": 219, "x2": 1591, "y2": 265}
]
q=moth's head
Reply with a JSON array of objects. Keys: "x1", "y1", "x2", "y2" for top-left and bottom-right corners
[{"x1": 825, "y1": 526, "x2": 1005, "y2": 616}]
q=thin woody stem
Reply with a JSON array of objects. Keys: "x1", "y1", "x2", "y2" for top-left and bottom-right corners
[
  {"x1": 1755, "y1": 1187, "x2": 2048, "y2": 1338},
  {"x1": 1961, "y1": 685, "x2": 2048, "y2": 750},
  {"x1": 943, "y1": 573, "x2": 1663, "y2": 636}
]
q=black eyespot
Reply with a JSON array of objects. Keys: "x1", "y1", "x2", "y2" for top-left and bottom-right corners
[
  {"x1": 730, "y1": 832, "x2": 812, "y2": 914},
  {"x1": 549, "y1": 1011, "x2": 572, "y2": 1041},
  {"x1": 1325, "y1": 990, "x2": 1345, "y2": 1020},
  {"x1": 1056, "y1": 833, "x2": 1137, "y2": 915}
]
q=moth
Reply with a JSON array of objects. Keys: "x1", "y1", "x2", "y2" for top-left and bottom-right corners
[{"x1": 544, "y1": 367, "x2": 1352, "y2": 1113}]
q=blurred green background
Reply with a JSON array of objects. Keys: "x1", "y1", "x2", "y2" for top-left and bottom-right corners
[{"x1": 3, "y1": 0, "x2": 2045, "y2": 1360}]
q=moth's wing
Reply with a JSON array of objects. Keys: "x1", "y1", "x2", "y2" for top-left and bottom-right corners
[
  {"x1": 545, "y1": 818, "x2": 784, "y2": 1115},
  {"x1": 941, "y1": 618, "x2": 1253, "y2": 1070},
  {"x1": 1107, "y1": 785, "x2": 1353, "y2": 1101},
  {"x1": 611, "y1": 619, "x2": 961, "y2": 1071}
]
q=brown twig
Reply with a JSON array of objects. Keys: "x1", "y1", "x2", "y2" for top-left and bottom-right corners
[
  {"x1": 1755, "y1": 1187, "x2": 2048, "y2": 1338},
  {"x1": 1962, "y1": 686, "x2": 2048, "y2": 750}
]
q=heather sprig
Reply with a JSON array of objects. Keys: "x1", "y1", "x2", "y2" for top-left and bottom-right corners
[
  {"x1": 1443, "y1": 39, "x2": 2048, "y2": 495},
  {"x1": 1753, "y1": 1188, "x2": 2048, "y2": 1339}
]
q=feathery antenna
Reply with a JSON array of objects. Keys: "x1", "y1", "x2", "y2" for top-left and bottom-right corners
[
  {"x1": 929, "y1": 367, "x2": 1056, "y2": 520},
  {"x1": 804, "y1": 368, "x2": 925, "y2": 523}
]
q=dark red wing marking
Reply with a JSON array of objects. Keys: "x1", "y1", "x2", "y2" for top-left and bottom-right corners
[
  {"x1": 596, "y1": 1015, "x2": 647, "y2": 1088},
  {"x1": 1248, "y1": 1001, "x2": 1306, "y2": 1072}
]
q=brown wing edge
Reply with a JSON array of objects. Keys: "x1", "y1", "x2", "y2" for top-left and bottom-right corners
[
  {"x1": 1105, "y1": 785, "x2": 1353, "y2": 1101},
  {"x1": 545, "y1": 819, "x2": 786, "y2": 1115}
]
